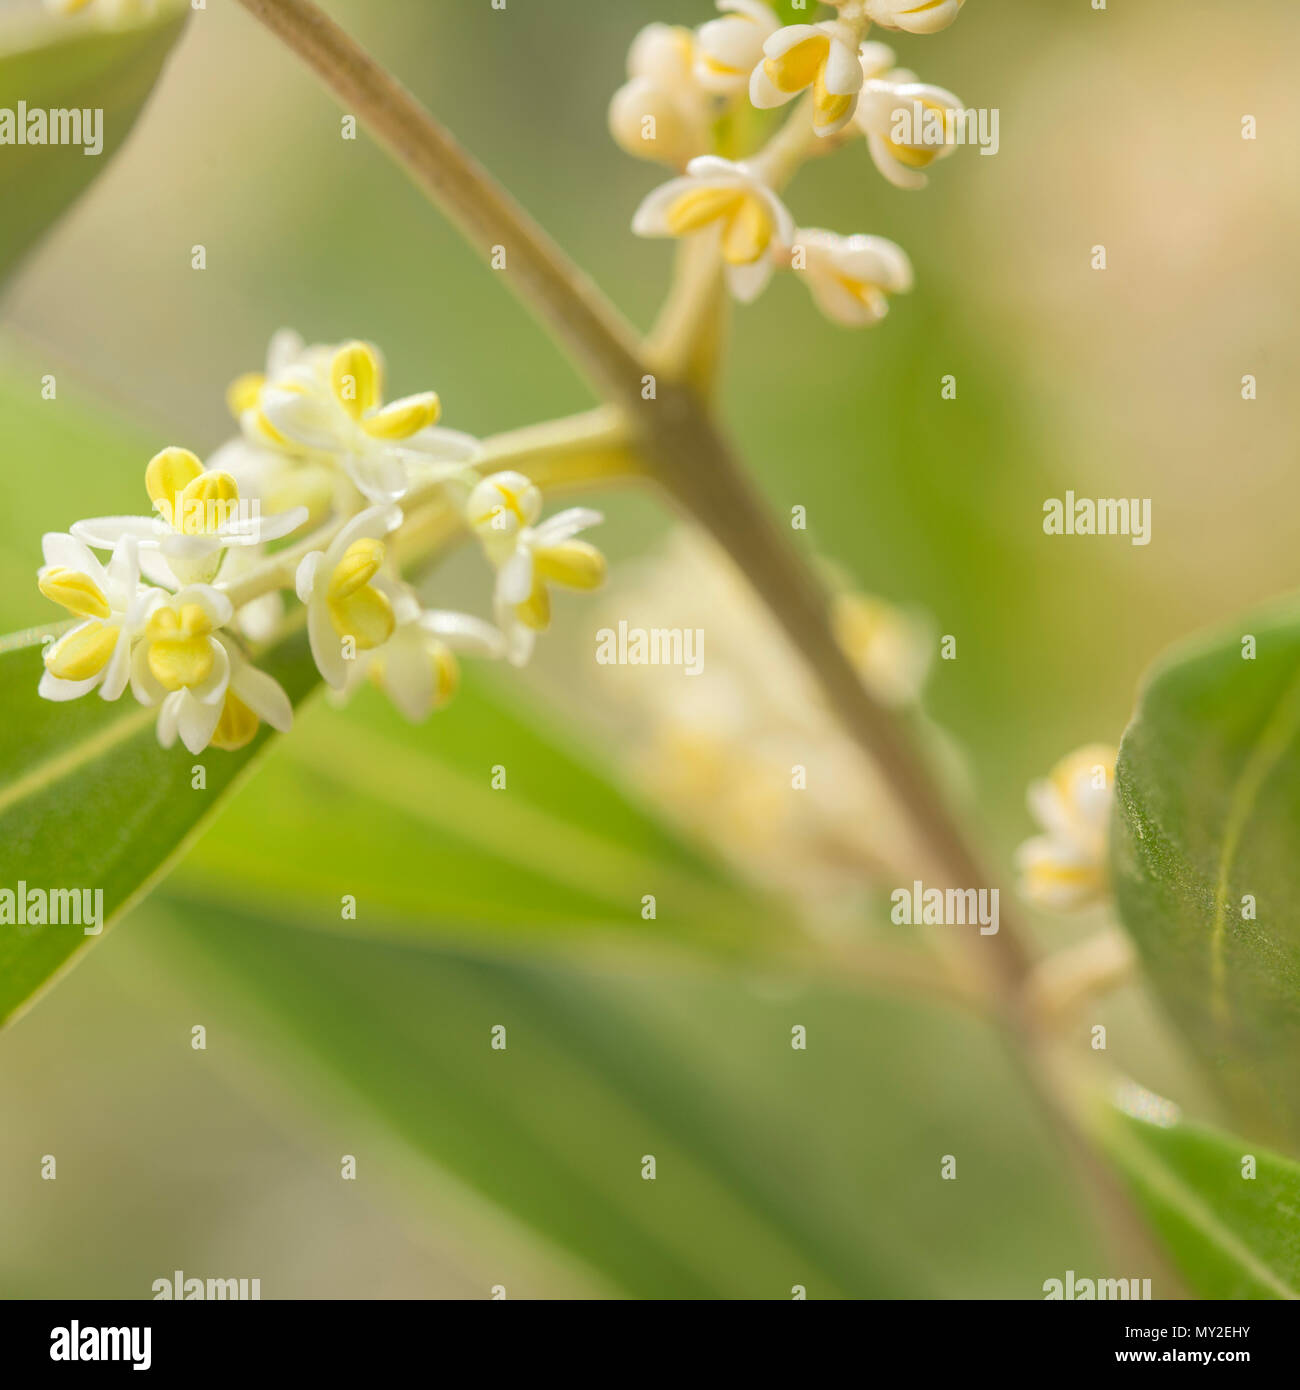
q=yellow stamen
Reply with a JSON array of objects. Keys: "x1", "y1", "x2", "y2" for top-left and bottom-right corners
[
  {"x1": 665, "y1": 184, "x2": 745, "y2": 236},
  {"x1": 211, "y1": 689, "x2": 260, "y2": 751},
  {"x1": 326, "y1": 538, "x2": 394, "y2": 648},
  {"x1": 533, "y1": 541, "x2": 606, "y2": 591},
  {"x1": 328, "y1": 586, "x2": 395, "y2": 649},
  {"x1": 145, "y1": 603, "x2": 216, "y2": 691},
  {"x1": 812, "y1": 70, "x2": 853, "y2": 131},
  {"x1": 45, "y1": 622, "x2": 118, "y2": 681},
  {"x1": 720, "y1": 195, "x2": 772, "y2": 265},
  {"x1": 39, "y1": 567, "x2": 110, "y2": 619},
  {"x1": 666, "y1": 186, "x2": 772, "y2": 266},
  {"x1": 432, "y1": 643, "x2": 460, "y2": 710},
  {"x1": 176, "y1": 470, "x2": 240, "y2": 536},
  {"x1": 763, "y1": 34, "x2": 828, "y2": 95},
  {"x1": 886, "y1": 139, "x2": 940, "y2": 169},
  {"x1": 473, "y1": 483, "x2": 528, "y2": 530},
  {"x1": 515, "y1": 578, "x2": 552, "y2": 631},
  {"x1": 330, "y1": 341, "x2": 382, "y2": 420},
  {"x1": 145, "y1": 447, "x2": 204, "y2": 517},
  {"x1": 327, "y1": 538, "x2": 386, "y2": 599},
  {"x1": 361, "y1": 391, "x2": 441, "y2": 440}
]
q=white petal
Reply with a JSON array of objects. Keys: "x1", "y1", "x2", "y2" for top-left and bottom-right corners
[
  {"x1": 632, "y1": 175, "x2": 697, "y2": 238},
  {"x1": 229, "y1": 505, "x2": 308, "y2": 544},
  {"x1": 295, "y1": 550, "x2": 323, "y2": 604},
  {"x1": 324, "y1": 504, "x2": 404, "y2": 569},
  {"x1": 762, "y1": 24, "x2": 817, "y2": 60},
  {"x1": 397, "y1": 425, "x2": 481, "y2": 461},
  {"x1": 823, "y1": 37, "x2": 865, "y2": 97},
  {"x1": 232, "y1": 662, "x2": 293, "y2": 732},
  {"x1": 307, "y1": 595, "x2": 348, "y2": 690},
  {"x1": 41, "y1": 531, "x2": 103, "y2": 579},
  {"x1": 726, "y1": 256, "x2": 774, "y2": 303},
  {"x1": 529, "y1": 507, "x2": 604, "y2": 546},
  {"x1": 419, "y1": 610, "x2": 505, "y2": 659},
  {"x1": 177, "y1": 690, "x2": 224, "y2": 754},
  {"x1": 39, "y1": 668, "x2": 99, "y2": 702},
  {"x1": 98, "y1": 632, "x2": 133, "y2": 701},
  {"x1": 378, "y1": 629, "x2": 433, "y2": 722},
  {"x1": 72, "y1": 515, "x2": 165, "y2": 549},
  {"x1": 156, "y1": 691, "x2": 183, "y2": 749},
  {"x1": 237, "y1": 591, "x2": 284, "y2": 645},
  {"x1": 748, "y1": 63, "x2": 789, "y2": 110},
  {"x1": 868, "y1": 133, "x2": 927, "y2": 190},
  {"x1": 497, "y1": 547, "x2": 535, "y2": 605},
  {"x1": 103, "y1": 534, "x2": 141, "y2": 600},
  {"x1": 261, "y1": 383, "x2": 343, "y2": 452},
  {"x1": 137, "y1": 548, "x2": 180, "y2": 588},
  {"x1": 130, "y1": 641, "x2": 166, "y2": 706}
]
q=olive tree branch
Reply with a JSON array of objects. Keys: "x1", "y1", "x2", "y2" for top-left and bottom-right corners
[{"x1": 230, "y1": 0, "x2": 1173, "y2": 1277}]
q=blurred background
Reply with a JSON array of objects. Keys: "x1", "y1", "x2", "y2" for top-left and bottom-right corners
[{"x1": 0, "y1": 0, "x2": 1296, "y2": 1297}]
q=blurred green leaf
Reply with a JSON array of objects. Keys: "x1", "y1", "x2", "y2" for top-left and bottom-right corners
[
  {"x1": 178, "y1": 669, "x2": 785, "y2": 959},
  {"x1": 0, "y1": 623, "x2": 318, "y2": 1028},
  {"x1": 1112, "y1": 599, "x2": 1300, "y2": 1148},
  {"x1": 0, "y1": 0, "x2": 187, "y2": 289},
  {"x1": 154, "y1": 894, "x2": 1100, "y2": 1298},
  {"x1": 1098, "y1": 1105, "x2": 1300, "y2": 1299}
]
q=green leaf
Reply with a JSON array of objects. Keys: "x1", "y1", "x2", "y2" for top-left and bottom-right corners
[
  {"x1": 176, "y1": 668, "x2": 786, "y2": 959},
  {"x1": 1097, "y1": 1104, "x2": 1300, "y2": 1299},
  {"x1": 0, "y1": 624, "x2": 319, "y2": 1028},
  {"x1": 1112, "y1": 599, "x2": 1300, "y2": 1148},
  {"x1": 146, "y1": 894, "x2": 1103, "y2": 1298},
  {"x1": 0, "y1": 0, "x2": 188, "y2": 287}
]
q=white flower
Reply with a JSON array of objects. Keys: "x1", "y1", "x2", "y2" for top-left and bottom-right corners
[
  {"x1": 37, "y1": 533, "x2": 159, "y2": 703},
  {"x1": 857, "y1": 78, "x2": 965, "y2": 189},
  {"x1": 695, "y1": 1, "x2": 780, "y2": 95},
  {"x1": 863, "y1": 0, "x2": 965, "y2": 36},
  {"x1": 207, "y1": 637, "x2": 294, "y2": 752},
  {"x1": 206, "y1": 435, "x2": 340, "y2": 531},
  {"x1": 464, "y1": 471, "x2": 605, "y2": 667},
  {"x1": 1016, "y1": 744, "x2": 1118, "y2": 910},
  {"x1": 73, "y1": 447, "x2": 308, "y2": 587},
  {"x1": 295, "y1": 504, "x2": 403, "y2": 690},
  {"x1": 791, "y1": 229, "x2": 912, "y2": 326},
  {"x1": 633, "y1": 155, "x2": 795, "y2": 302},
  {"x1": 345, "y1": 579, "x2": 504, "y2": 721},
  {"x1": 748, "y1": 21, "x2": 864, "y2": 138},
  {"x1": 261, "y1": 340, "x2": 479, "y2": 503},
  {"x1": 609, "y1": 23, "x2": 712, "y2": 167},
  {"x1": 129, "y1": 585, "x2": 236, "y2": 754}
]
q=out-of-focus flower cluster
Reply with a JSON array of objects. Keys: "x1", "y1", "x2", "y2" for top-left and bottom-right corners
[
  {"x1": 613, "y1": 0, "x2": 972, "y2": 323},
  {"x1": 587, "y1": 530, "x2": 938, "y2": 912},
  {"x1": 1016, "y1": 744, "x2": 1117, "y2": 911},
  {"x1": 36, "y1": 330, "x2": 606, "y2": 753}
]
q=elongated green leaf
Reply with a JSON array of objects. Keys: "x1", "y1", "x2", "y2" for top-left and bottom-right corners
[
  {"x1": 0, "y1": 625, "x2": 319, "y2": 1027},
  {"x1": 1113, "y1": 599, "x2": 1300, "y2": 1148},
  {"x1": 150, "y1": 894, "x2": 1101, "y2": 1298},
  {"x1": 176, "y1": 669, "x2": 786, "y2": 958},
  {"x1": 1097, "y1": 1104, "x2": 1300, "y2": 1299},
  {"x1": 0, "y1": 0, "x2": 187, "y2": 287}
]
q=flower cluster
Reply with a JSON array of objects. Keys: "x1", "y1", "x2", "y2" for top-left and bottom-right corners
[
  {"x1": 612, "y1": 0, "x2": 970, "y2": 323},
  {"x1": 35, "y1": 331, "x2": 607, "y2": 753},
  {"x1": 1016, "y1": 745, "x2": 1117, "y2": 911}
]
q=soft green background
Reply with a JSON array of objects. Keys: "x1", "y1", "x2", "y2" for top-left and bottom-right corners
[{"x1": 0, "y1": 0, "x2": 1296, "y2": 1297}]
